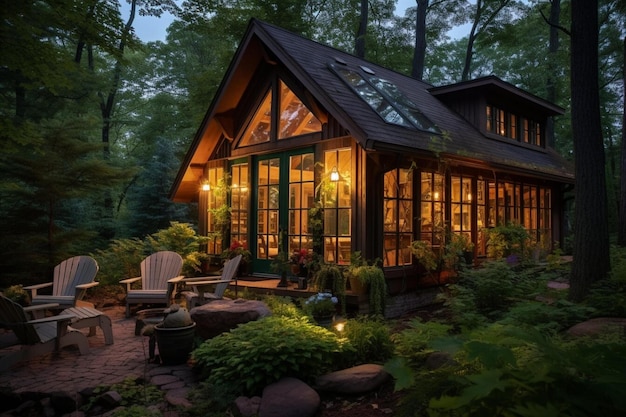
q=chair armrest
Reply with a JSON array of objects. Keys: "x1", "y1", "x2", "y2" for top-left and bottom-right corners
[
  {"x1": 23, "y1": 303, "x2": 61, "y2": 319},
  {"x1": 27, "y1": 314, "x2": 75, "y2": 325},
  {"x1": 168, "y1": 275, "x2": 185, "y2": 284},
  {"x1": 23, "y1": 282, "x2": 53, "y2": 298},
  {"x1": 119, "y1": 276, "x2": 141, "y2": 292},
  {"x1": 167, "y1": 276, "x2": 185, "y2": 297},
  {"x1": 75, "y1": 282, "x2": 99, "y2": 290}
]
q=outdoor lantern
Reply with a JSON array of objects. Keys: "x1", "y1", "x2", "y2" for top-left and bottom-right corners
[
  {"x1": 201, "y1": 182, "x2": 211, "y2": 191},
  {"x1": 330, "y1": 166, "x2": 340, "y2": 182}
]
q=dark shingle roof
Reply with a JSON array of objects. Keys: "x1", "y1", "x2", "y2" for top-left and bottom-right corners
[{"x1": 251, "y1": 19, "x2": 573, "y2": 182}]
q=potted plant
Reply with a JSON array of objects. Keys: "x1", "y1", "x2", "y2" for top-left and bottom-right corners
[
  {"x1": 349, "y1": 264, "x2": 387, "y2": 316},
  {"x1": 312, "y1": 263, "x2": 346, "y2": 313},
  {"x1": 303, "y1": 292, "x2": 338, "y2": 327},
  {"x1": 222, "y1": 240, "x2": 252, "y2": 276},
  {"x1": 154, "y1": 303, "x2": 196, "y2": 365}
]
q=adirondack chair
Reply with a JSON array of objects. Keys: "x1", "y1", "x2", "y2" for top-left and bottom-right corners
[
  {"x1": 175, "y1": 254, "x2": 242, "y2": 308},
  {"x1": 120, "y1": 251, "x2": 184, "y2": 318},
  {"x1": 0, "y1": 296, "x2": 89, "y2": 371},
  {"x1": 24, "y1": 256, "x2": 100, "y2": 311}
]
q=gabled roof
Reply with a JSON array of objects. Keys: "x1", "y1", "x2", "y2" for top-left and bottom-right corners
[{"x1": 171, "y1": 18, "x2": 573, "y2": 201}]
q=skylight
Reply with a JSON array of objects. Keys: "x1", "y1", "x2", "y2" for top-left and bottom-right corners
[{"x1": 330, "y1": 63, "x2": 440, "y2": 134}]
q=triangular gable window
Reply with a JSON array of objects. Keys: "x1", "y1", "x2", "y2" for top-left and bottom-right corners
[
  {"x1": 239, "y1": 80, "x2": 322, "y2": 148},
  {"x1": 278, "y1": 80, "x2": 322, "y2": 139},
  {"x1": 239, "y1": 90, "x2": 272, "y2": 147}
]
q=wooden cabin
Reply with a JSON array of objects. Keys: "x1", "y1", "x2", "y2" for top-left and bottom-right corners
[{"x1": 170, "y1": 19, "x2": 573, "y2": 295}]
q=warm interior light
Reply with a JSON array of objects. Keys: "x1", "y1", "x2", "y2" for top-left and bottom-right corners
[
  {"x1": 330, "y1": 167, "x2": 339, "y2": 182},
  {"x1": 201, "y1": 182, "x2": 211, "y2": 191},
  {"x1": 434, "y1": 191, "x2": 439, "y2": 200}
]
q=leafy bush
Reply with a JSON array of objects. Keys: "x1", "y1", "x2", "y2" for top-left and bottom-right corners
[
  {"x1": 444, "y1": 260, "x2": 546, "y2": 326},
  {"x1": 392, "y1": 319, "x2": 453, "y2": 366},
  {"x1": 192, "y1": 316, "x2": 346, "y2": 395},
  {"x1": 82, "y1": 377, "x2": 163, "y2": 412},
  {"x1": 426, "y1": 325, "x2": 626, "y2": 417},
  {"x1": 342, "y1": 316, "x2": 394, "y2": 365},
  {"x1": 500, "y1": 299, "x2": 595, "y2": 335},
  {"x1": 2, "y1": 284, "x2": 29, "y2": 305},
  {"x1": 263, "y1": 295, "x2": 304, "y2": 318},
  {"x1": 93, "y1": 222, "x2": 208, "y2": 284}
]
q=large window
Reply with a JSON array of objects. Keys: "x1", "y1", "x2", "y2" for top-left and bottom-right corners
[
  {"x1": 420, "y1": 172, "x2": 444, "y2": 245},
  {"x1": 323, "y1": 148, "x2": 351, "y2": 264},
  {"x1": 239, "y1": 80, "x2": 322, "y2": 147},
  {"x1": 230, "y1": 162, "x2": 249, "y2": 249},
  {"x1": 288, "y1": 153, "x2": 315, "y2": 254},
  {"x1": 451, "y1": 175, "x2": 472, "y2": 249},
  {"x1": 205, "y1": 164, "x2": 225, "y2": 255},
  {"x1": 486, "y1": 104, "x2": 543, "y2": 147},
  {"x1": 383, "y1": 168, "x2": 413, "y2": 267}
]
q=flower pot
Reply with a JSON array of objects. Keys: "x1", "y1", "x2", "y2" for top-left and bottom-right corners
[
  {"x1": 313, "y1": 314, "x2": 334, "y2": 328},
  {"x1": 154, "y1": 322, "x2": 196, "y2": 365},
  {"x1": 348, "y1": 275, "x2": 367, "y2": 295}
]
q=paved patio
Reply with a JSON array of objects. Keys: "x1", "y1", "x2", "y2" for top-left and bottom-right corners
[{"x1": 0, "y1": 306, "x2": 197, "y2": 407}]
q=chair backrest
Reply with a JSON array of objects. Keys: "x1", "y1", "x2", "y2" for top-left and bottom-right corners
[
  {"x1": 53, "y1": 256, "x2": 99, "y2": 297},
  {"x1": 0, "y1": 296, "x2": 40, "y2": 344},
  {"x1": 213, "y1": 255, "x2": 242, "y2": 298},
  {"x1": 141, "y1": 251, "x2": 183, "y2": 291}
]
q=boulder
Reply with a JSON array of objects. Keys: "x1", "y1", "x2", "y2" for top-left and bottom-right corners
[
  {"x1": 191, "y1": 299, "x2": 271, "y2": 339},
  {"x1": 259, "y1": 378, "x2": 319, "y2": 417},
  {"x1": 314, "y1": 364, "x2": 390, "y2": 394},
  {"x1": 566, "y1": 317, "x2": 626, "y2": 337}
]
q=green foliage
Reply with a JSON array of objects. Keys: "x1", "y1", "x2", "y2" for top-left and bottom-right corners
[
  {"x1": 500, "y1": 299, "x2": 595, "y2": 335},
  {"x1": 392, "y1": 319, "x2": 453, "y2": 366},
  {"x1": 82, "y1": 377, "x2": 163, "y2": 412},
  {"x1": 93, "y1": 222, "x2": 209, "y2": 284},
  {"x1": 192, "y1": 316, "x2": 346, "y2": 395},
  {"x1": 185, "y1": 380, "x2": 240, "y2": 417},
  {"x1": 342, "y1": 316, "x2": 394, "y2": 365},
  {"x1": 444, "y1": 260, "x2": 545, "y2": 326},
  {"x1": 350, "y1": 265, "x2": 388, "y2": 316},
  {"x1": 2, "y1": 285, "x2": 29, "y2": 306},
  {"x1": 484, "y1": 223, "x2": 530, "y2": 259},
  {"x1": 586, "y1": 245, "x2": 626, "y2": 316},
  {"x1": 409, "y1": 240, "x2": 439, "y2": 272},
  {"x1": 263, "y1": 295, "x2": 305, "y2": 318},
  {"x1": 426, "y1": 325, "x2": 626, "y2": 417},
  {"x1": 111, "y1": 405, "x2": 161, "y2": 417},
  {"x1": 313, "y1": 263, "x2": 346, "y2": 312}
]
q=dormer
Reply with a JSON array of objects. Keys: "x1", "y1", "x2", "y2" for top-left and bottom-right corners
[{"x1": 429, "y1": 76, "x2": 564, "y2": 150}]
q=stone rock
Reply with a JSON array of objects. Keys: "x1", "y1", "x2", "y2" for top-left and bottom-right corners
[
  {"x1": 566, "y1": 317, "x2": 626, "y2": 337},
  {"x1": 49, "y1": 391, "x2": 79, "y2": 414},
  {"x1": 191, "y1": 299, "x2": 271, "y2": 339},
  {"x1": 98, "y1": 390, "x2": 123, "y2": 407},
  {"x1": 314, "y1": 364, "x2": 390, "y2": 394},
  {"x1": 234, "y1": 395, "x2": 262, "y2": 417},
  {"x1": 258, "y1": 378, "x2": 319, "y2": 417}
]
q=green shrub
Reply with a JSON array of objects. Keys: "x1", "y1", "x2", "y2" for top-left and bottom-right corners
[
  {"x1": 500, "y1": 299, "x2": 595, "y2": 335},
  {"x1": 192, "y1": 316, "x2": 346, "y2": 395},
  {"x1": 93, "y1": 222, "x2": 209, "y2": 284},
  {"x1": 2, "y1": 285, "x2": 29, "y2": 305},
  {"x1": 263, "y1": 295, "x2": 304, "y2": 318},
  {"x1": 392, "y1": 319, "x2": 453, "y2": 366},
  {"x1": 445, "y1": 260, "x2": 546, "y2": 326},
  {"x1": 82, "y1": 377, "x2": 163, "y2": 412},
  {"x1": 426, "y1": 325, "x2": 626, "y2": 417},
  {"x1": 342, "y1": 316, "x2": 394, "y2": 365}
]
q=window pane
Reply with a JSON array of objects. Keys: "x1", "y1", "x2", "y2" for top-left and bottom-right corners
[
  {"x1": 279, "y1": 81, "x2": 322, "y2": 139},
  {"x1": 240, "y1": 91, "x2": 272, "y2": 146}
]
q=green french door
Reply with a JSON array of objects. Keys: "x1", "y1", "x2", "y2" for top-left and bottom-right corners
[{"x1": 252, "y1": 150, "x2": 315, "y2": 274}]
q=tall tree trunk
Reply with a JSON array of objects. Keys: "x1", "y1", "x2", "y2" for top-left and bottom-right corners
[
  {"x1": 569, "y1": 0, "x2": 610, "y2": 301},
  {"x1": 618, "y1": 38, "x2": 626, "y2": 246},
  {"x1": 411, "y1": 0, "x2": 429, "y2": 80},
  {"x1": 545, "y1": 0, "x2": 561, "y2": 149},
  {"x1": 462, "y1": 0, "x2": 483, "y2": 81},
  {"x1": 355, "y1": 0, "x2": 368, "y2": 58}
]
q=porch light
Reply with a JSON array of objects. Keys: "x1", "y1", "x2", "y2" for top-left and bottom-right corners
[
  {"x1": 201, "y1": 181, "x2": 211, "y2": 191},
  {"x1": 330, "y1": 166, "x2": 340, "y2": 182},
  {"x1": 333, "y1": 317, "x2": 347, "y2": 333}
]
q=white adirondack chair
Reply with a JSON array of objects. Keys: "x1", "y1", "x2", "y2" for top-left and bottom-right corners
[
  {"x1": 24, "y1": 256, "x2": 100, "y2": 311},
  {"x1": 175, "y1": 254, "x2": 242, "y2": 308},
  {"x1": 0, "y1": 296, "x2": 89, "y2": 371},
  {"x1": 120, "y1": 251, "x2": 184, "y2": 317}
]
